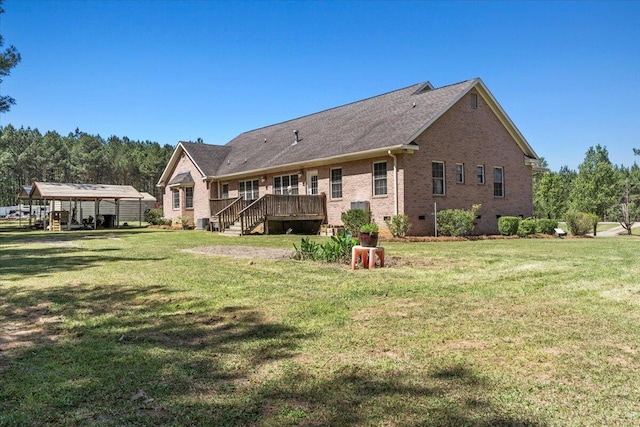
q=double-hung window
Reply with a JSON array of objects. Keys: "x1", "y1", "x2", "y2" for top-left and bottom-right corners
[
  {"x1": 330, "y1": 168, "x2": 342, "y2": 199},
  {"x1": 273, "y1": 174, "x2": 299, "y2": 195},
  {"x1": 172, "y1": 189, "x2": 180, "y2": 209},
  {"x1": 493, "y1": 167, "x2": 504, "y2": 197},
  {"x1": 239, "y1": 179, "x2": 259, "y2": 201},
  {"x1": 432, "y1": 161, "x2": 445, "y2": 195},
  {"x1": 476, "y1": 165, "x2": 485, "y2": 185},
  {"x1": 373, "y1": 161, "x2": 387, "y2": 196},
  {"x1": 455, "y1": 163, "x2": 464, "y2": 184},
  {"x1": 185, "y1": 187, "x2": 194, "y2": 209}
]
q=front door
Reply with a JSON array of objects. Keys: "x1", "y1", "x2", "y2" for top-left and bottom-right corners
[{"x1": 307, "y1": 170, "x2": 318, "y2": 195}]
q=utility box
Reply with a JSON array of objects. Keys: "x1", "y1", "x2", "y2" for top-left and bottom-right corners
[
  {"x1": 196, "y1": 218, "x2": 209, "y2": 230},
  {"x1": 350, "y1": 201, "x2": 370, "y2": 211}
]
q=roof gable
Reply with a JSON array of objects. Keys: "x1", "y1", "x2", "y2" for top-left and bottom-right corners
[{"x1": 157, "y1": 141, "x2": 231, "y2": 186}]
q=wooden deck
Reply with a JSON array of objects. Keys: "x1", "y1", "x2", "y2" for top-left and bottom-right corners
[{"x1": 210, "y1": 194, "x2": 327, "y2": 234}]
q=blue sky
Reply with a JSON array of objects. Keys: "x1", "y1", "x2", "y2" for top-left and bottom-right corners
[{"x1": 1, "y1": 0, "x2": 639, "y2": 171}]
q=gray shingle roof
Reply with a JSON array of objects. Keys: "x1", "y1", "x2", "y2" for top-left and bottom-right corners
[
  {"x1": 176, "y1": 79, "x2": 481, "y2": 179},
  {"x1": 167, "y1": 171, "x2": 195, "y2": 186},
  {"x1": 179, "y1": 142, "x2": 231, "y2": 177}
]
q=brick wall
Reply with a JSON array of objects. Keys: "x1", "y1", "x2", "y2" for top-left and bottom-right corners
[
  {"x1": 403, "y1": 88, "x2": 534, "y2": 235},
  {"x1": 162, "y1": 152, "x2": 211, "y2": 226}
]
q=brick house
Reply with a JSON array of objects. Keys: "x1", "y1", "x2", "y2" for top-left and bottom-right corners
[{"x1": 157, "y1": 78, "x2": 543, "y2": 235}]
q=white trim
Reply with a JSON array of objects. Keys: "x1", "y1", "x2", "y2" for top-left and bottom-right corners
[
  {"x1": 455, "y1": 163, "x2": 464, "y2": 184},
  {"x1": 493, "y1": 166, "x2": 505, "y2": 198},
  {"x1": 476, "y1": 165, "x2": 485, "y2": 185},
  {"x1": 157, "y1": 142, "x2": 207, "y2": 187},
  {"x1": 330, "y1": 167, "x2": 343, "y2": 200},
  {"x1": 306, "y1": 170, "x2": 318, "y2": 195},
  {"x1": 204, "y1": 144, "x2": 418, "y2": 182},
  {"x1": 405, "y1": 78, "x2": 539, "y2": 161},
  {"x1": 273, "y1": 173, "x2": 299, "y2": 195},
  {"x1": 432, "y1": 160, "x2": 445, "y2": 196},
  {"x1": 372, "y1": 161, "x2": 388, "y2": 196}
]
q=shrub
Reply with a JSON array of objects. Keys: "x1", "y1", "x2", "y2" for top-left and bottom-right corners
[
  {"x1": 292, "y1": 231, "x2": 357, "y2": 263},
  {"x1": 384, "y1": 214, "x2": 411, "y2": 238},
  {"x1": 498, "y1": 216, "x2": 520, "y2": 236},
  {"x1": 319, "y1": 231, "x2": 357, "y2": 263},
  {"x1": 292, "y1": 236, "x2": 320, "y2": 260},
  {"x1": 341, "y1": 209, "x2": 372, "y2": 236},
  {"x1": 436, "y1": 204, "x2": 481, "y2": 237},
  {"x1": 564, "y1": 211, "x2": 598, "y2": 236},
  {"x1": 144, "y1": 208, "x2": 165, "y2": 225},
  {"x1": 517, "y1": 218, "x2": 537, "y2": 236},
  {"x1": 535, "y1": 218, "x2": 558, "y2": 235}
]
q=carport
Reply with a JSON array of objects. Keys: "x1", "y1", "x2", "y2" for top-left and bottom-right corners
[{"x1": 28, "y1": 182, "x2": 145, "y2": 231}]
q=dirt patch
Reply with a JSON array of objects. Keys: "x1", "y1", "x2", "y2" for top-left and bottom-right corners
[
  {"x1": 181, "y1": 245, "x2": 293, "y2": 260},
  {"x1": 0, "y1": 302, "x2": 64, "y2": 359}
]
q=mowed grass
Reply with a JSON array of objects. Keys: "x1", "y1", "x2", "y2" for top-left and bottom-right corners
[{"x1": 0, "y1": 229, "x2": 638, "y2": 426}]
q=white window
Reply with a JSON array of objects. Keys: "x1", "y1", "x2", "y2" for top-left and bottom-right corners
[
  {"x1": 330, "y1": 168, "x2": 342, "y2": 199},
  {"x1": 307, "y1": 171, "x2": 318, "y2": 195},
  {"x1": 494, "y1": 167, "x2": 504, "y2": 197},
  {"x1": 455, "y1": 163, "x2": 464, "y2": 184},
  {"x1": 185, "y1": 187, "x2": 194, "y2": 208},
  {"x1": 476, "y1": 165, "x2": 485, "y2": 185},
  {"x1": 172, "y1": 189, "x2": 180, "y2": 209},
  {"x1": 432, "y1": 161, "x2": 445, "y2": 195},
  {"x1": 221, "y1": 183, "x2": 229, "y2": 199},
  {"x1": 239, "y1": 179, "x2": 259, "y2": 201},
  {"x1": 373, "y1": 161, "x2": 387, "y2": 196},
  {"x1": 470, "y1": 93, "x2": 478, "y2": 109},
  {"x1": 273, "y1": 174, "x2": 299, "y2": 195}
]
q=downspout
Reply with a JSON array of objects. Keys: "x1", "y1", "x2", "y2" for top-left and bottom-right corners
[{"x1": 387, "y1": 150, "x2": 398, "y2": 216}]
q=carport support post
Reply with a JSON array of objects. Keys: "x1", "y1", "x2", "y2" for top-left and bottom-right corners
[
  {"x1": 116, "y1": 199, "x2": 120, "y2": 228},
  {"x1": 95, "y1": 199, "x2": 100, "y2": 229}
]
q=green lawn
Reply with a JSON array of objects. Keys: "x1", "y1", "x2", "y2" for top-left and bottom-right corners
[{"x1": 1, "y1": 229, "x2": 638, "y2": 426}]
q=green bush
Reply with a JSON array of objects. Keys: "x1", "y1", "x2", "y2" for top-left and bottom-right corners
[
  {"x1": 341, "y1": 209, "x2": 372, "y2": 236},
  {"x1": 144, "y1": 208, "x2": 165, "y2": 225},
  {"x1": 384, "y1": 214, "x2": 411, "y2": 238},
  {"x1": 564, "y1": 211, "x2": 598, "y2": 236},
  {"x1": 535, "y1": 218, "x2": 558, "y2": 235},
  {"x1": 517, "y1": 218, "x2": 537, "y2": 236},
  {"x1": 498, "y1": 216, "x2": 520, "y2": 236},
  {"x1": 436, "y1": 204, "x2": 481, "y2": 237},
  {"x1": 292, "y1": 231, "x2": 357, "y2": 263}
]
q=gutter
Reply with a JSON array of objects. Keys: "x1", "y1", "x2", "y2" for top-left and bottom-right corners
[
  {"x1": 203, "y1": 143, "x2": 418, "y2": 182},
  {"x1": 388, "y1": 150, "x2": 398, "y2": 216}
]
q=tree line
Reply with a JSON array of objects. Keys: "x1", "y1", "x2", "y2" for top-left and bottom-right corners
[
  {"x1": 534, "y1": 145, "x2": 640, "y2": 233},
  {"x1": 0, "y1": 125, "x2": 174, "y2": 205}
]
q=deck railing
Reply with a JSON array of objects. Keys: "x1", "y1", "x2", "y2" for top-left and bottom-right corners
[
  {"x1": 212, "y1": 194, "x2": 327, "y2": 234},
  {"x1": 238, "y1": 194, "x2": 327, "y2": 234}
]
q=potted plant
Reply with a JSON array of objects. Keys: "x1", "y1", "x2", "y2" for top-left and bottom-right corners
[{"x1": 358, "y1": 222, "x2": 379, "y2": 247}]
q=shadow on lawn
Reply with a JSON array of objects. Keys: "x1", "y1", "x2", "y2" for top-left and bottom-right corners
[
  {"x1": 0, "y1": 242, "x2": 165, "y2": 282},
  {"x1": 0, "y1": 283, "x2": 545, "y2": 426}
]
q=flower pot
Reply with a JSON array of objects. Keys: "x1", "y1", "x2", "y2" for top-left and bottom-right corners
[{"x1": 358, "y1": 231, "x2": 378, "y2": 247}]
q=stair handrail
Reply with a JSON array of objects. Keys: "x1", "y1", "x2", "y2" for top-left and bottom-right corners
[
  {"x1": 216, "y1": 196, "x2": 243, "y2": 233},
  {"x1": 237, "y1": 194, "x2": 270, "y2": 235}
]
